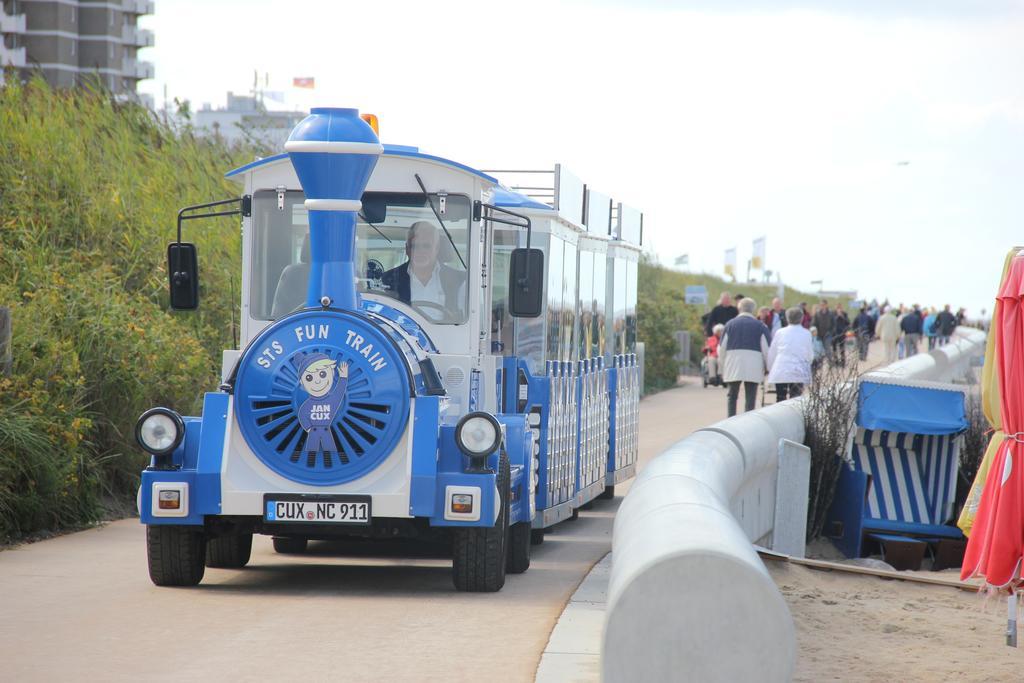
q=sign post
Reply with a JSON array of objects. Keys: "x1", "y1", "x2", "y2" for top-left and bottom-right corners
[{"x1": 684, "y1": 285, "x2": 708, "y2": 306}]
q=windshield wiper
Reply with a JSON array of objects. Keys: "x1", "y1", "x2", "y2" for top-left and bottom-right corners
[
  {"x1": 414, "y1": 173, "x2": 466, "y2": 269},
  {"x1": 358, "y1": 212, "x2": 393, "y2": 243}
]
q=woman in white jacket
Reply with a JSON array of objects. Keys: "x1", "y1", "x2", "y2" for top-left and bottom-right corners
[{"x1": 767, "y1": 307, "x2": 814, "y2": 401}]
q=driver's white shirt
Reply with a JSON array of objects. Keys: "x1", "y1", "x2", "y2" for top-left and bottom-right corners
[
  {"x1": 407, "y1": 263, "x2": 467, "y2": 323},
  {"x1": 408, "y1": 263, "x2": 446, "y2": 305}
]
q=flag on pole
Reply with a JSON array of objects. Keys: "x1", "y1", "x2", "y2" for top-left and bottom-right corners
[
  {"x1": 674, "y1": 254, "x2": 689, "y2": 266},
  {"x1": 752, "y1": 237, "x2": 766, "y2": 270},
  {"x1": 292, "y1": 77, "x2": 315, "y2": 89},
  {"x1": 724, "y1": 248, "x2": 737, "y2": 277}
]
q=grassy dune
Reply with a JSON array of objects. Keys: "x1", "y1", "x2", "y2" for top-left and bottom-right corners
[{"x1": 0, "y1": 78, "x2": 251, "y2": 540}]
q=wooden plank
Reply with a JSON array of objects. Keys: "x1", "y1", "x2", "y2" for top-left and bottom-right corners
[{"x1": 758, "y1": 549, "x2": 981, "y2": 593}]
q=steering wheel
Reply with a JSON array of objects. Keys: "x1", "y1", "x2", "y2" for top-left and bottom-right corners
[
  {"x1": 365, "y1": 259, "x2": 384, "y2": 281},
  {"x1": 410, "y1": 300, "x2": 451, "y2": 322}
]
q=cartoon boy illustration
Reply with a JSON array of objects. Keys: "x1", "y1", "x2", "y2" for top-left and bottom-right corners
[{"x1": 295, "y1": 353, "x2": 349, "y2": 453}]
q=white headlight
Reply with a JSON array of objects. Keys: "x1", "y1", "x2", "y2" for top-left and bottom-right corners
[
  {"x1": 456, "y1": 413, "x2": 501, "y2": 457},
  {"x1": 136, "y1": 408, "x2": 184, "y2": 455}
]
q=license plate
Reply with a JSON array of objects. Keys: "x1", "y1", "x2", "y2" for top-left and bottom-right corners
[{"x1": 263, "y1": 494, "x2": 371, "y2": 525}]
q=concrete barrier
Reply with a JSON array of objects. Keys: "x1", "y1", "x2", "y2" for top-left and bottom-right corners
[
  {"x1": 867, "y1": 326, "x2": 985, "y2": 384},
  {"x1": 603, "y1": 404, "x2": 805, "y2": 682},
  {"x1": 602, "y1": 326, "x2": 986, "y2": 682}
]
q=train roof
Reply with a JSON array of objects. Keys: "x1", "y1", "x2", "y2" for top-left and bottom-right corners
[
  {"x1": 485, "y1": 165, "x2": 643, "y2": 246},
  {"x1": 225, "y1": 144, "x2": 499, "y2": 184},
  {"x1": 225, "y1": 146, "x2": 642, "y2": 247},
  {"x1": 491, "y1": 187, "x2": 554, "y2": 212}
]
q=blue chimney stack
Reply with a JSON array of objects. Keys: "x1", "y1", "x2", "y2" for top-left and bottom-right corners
[{"x1": 285, "y1": 107, "x2": 382, "y2": 311}]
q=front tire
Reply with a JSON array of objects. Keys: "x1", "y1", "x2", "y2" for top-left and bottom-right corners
[
  {"x1": 147, "y1": 525, "x2": 206, "y2": 587},
  {"x1": 507, "y1": 521, "x2": 531, "y2": 574},
  {"x1": 452, "y1": 453, "x2": 509, "y2": 592},
  {"x1": 206, "y1": 531, "x2": 253, "y2": 568}
]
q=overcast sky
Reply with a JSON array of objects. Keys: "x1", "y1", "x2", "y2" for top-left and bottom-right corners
[{"x1": 139, "y1": 0, "x2": 1023, "y2": 317}]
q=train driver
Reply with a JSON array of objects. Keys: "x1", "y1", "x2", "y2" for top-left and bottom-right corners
[{"x1": 381, "y1": 220, "x2": 465, "y2": 320}]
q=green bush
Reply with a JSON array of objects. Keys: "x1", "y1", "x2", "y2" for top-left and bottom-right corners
[
  {"x1": 638, "y1": 259, "x2": 700, "y2": 392},
  {"x1": 0, "y1": 78, "x2": 250, "y2": 541}
]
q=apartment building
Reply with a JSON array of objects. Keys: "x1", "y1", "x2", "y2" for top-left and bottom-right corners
[
  {"x1": 1, "y1": 0, "x2": 154, "y2": 102},
  {"x1": 195, "y1": 92, "x2": 307, "y2": 152}
]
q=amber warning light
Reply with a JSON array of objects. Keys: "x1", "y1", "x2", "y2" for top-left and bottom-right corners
[
  {"x1": 158, "y1": 490, "x2": 181, "y2": 510},
  {"x1": 360, "y1": 113, "x2": 379, "y2": 135}
]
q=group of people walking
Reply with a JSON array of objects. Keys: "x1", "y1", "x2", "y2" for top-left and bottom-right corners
[
  {"x1": 703, "y1": 293, "x2": 816, "y2": 417},
  {"x1": 701, "y1": 292, "x2": 966, "y2": 417},
  {"x1": 875, "y1": 303, "x2": 960, "y2": 363}
]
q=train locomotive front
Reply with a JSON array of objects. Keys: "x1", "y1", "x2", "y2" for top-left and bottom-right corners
[{"x1": 138, "y1": 108, "x2": 534, "y2": 592}]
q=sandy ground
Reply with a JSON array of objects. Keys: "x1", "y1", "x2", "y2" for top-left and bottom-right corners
[
  {"x1": 768, "y1": 340, "x2": 1017, "y2": 681},
  {"x1": 768, "y1": 557, "x2": 1021, "y2": 682}
]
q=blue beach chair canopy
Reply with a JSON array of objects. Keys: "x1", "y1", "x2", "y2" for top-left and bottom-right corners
[{"x1": 857, "y1": 381, "x2": 968, "y2": 436}]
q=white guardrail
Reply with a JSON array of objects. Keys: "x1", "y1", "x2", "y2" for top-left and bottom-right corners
[
  {"x1": 866, "y1": 327, "x2": 985, "y2": 384},
  {"x1": 602, "y1": 327, "x2": 986, "y2": 682}
]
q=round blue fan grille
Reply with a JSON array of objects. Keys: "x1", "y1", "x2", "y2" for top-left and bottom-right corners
[{"x1": 233, "y1": 310, "x2": 411, "y2": 486}]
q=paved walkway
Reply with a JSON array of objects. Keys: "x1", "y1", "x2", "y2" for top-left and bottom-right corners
[{"x1": 0, "y1": 379, "x2": 727, "y2": 683}]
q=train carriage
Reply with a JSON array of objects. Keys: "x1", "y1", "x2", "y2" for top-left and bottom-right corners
[
  {"x1": 136, "y1": 108, "x2": 641, "y2": 591},
  {"x1": 484, "y1": 168, "x2": 642, "y2": 529}
]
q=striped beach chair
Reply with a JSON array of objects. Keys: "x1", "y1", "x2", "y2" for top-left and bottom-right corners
[{"x1": 829, "y1": 427, "x2": 965, "y2": 561}]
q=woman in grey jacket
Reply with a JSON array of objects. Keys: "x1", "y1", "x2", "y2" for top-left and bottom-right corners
[{"x1": 719, "y1": 298, "x2": 771, "y2": 416}]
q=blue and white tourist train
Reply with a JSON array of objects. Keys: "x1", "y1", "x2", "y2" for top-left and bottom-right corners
[{"x1": 136, "y1": 108, "x2": 642, "y2": 591}]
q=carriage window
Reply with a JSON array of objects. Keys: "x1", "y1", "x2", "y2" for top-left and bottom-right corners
[
  {"x1": 562, "y1": 240, "x2": 578, "y2": 361},
  {"x1": 249, "y1": 190, "x2": 471, "y2": 324},
  {"x1": 611, "y1": 257, "x2": 627, "y2": 355},
  {"x1": 577, "y1": 250, "x2": 594, "y2": 360},
  {"x1": 625, "y1": 258, "x2": 638, "y2": 354},
  {"x1": 592, "y1": 251, "x2": 607, "y2": 359},
  {"x1": 490, "y1": 227, "x2": 518, "y2": 355},
  {"x1": 546, "y1": 237, "x2": 564, "y2": 362}
]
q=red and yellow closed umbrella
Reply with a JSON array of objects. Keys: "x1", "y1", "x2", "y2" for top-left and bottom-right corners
[
  {"x1": 962, "y1": 251, "x2": 1024, "y2": 591},
  {"x1": 958, "y1": 249, "x2": 1020, "y2": 537}
]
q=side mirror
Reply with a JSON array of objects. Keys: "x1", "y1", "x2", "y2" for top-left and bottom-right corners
[
  {"x1": 360, "y1": 195, "x2": 388, "y2": 223},
  {"x1": 509, "y1": 248, "x2": 544, "y2": 318},
  {"x1": 167, "y1": 242, "x2": 199, "y2": 310}
]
